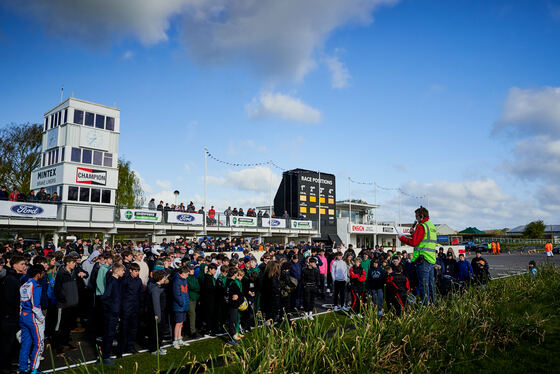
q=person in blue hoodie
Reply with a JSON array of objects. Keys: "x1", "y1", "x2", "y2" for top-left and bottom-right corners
[
  {"x1": 289, "y1": 254, "x2": 302, "y2": 311},
  {"x1": 172, "y1": 266, "x2": 189, "y2": 349},
  {"x1": 100, "y1": 263, "x2": 125, "y2": 365},
  {"x1": 456, "y1": 254, "x2": 474, "y2": 289},
  {"x1": 368, "y1": 261, "x2": 386, "y2": 316},
  {"x1": 19, "y1": 264, "x2": 46, "y2": 374}
]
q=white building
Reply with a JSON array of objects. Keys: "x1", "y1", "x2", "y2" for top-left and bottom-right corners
[{"x1": 29, "y1": 98, "x2": 120, "y2": 220}]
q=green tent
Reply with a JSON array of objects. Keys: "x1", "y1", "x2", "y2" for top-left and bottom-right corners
[{"x1": 459, "y1": 227, "x2": 485, "y2": 234}]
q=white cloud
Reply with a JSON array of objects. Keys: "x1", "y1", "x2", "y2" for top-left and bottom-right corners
[
  {"x1": 207, "y1": 166, "x2": 281, "y2": 192},
  {"x1": 376, "y1": 178, "x2": 550, "y2": 230},
  {"x1": 247, "y1": 92, "x2": 321, "y2": 123},
  {"x1": 9, "y1": 0, "x2": 398, "y2": 81},
  {"x1": 121, "y1": 50, "x2": 134, "y2": 60},
  {"x1": 155, "y1": 180, "x2": 172, "y2": 189},
  {"x1": 325, "y1": 56, "x2": 350, "y2": 89},
  {"x1": 8, "y1": 0, "x2": 190, "y2": 45},
  {"x1": 494, "y1": 87, "x2": 560, "y2": 137}
]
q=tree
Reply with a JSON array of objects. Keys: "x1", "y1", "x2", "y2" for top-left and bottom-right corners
[
  {"x1": 523, "y1": 220, "x2": 546, "y2": 239},
  {"x1": 0, "y1": 123, "x2": 42, "y2": 194},
  {"x1": 116, "y1": 158, "x2": 145, "y2": 208}
]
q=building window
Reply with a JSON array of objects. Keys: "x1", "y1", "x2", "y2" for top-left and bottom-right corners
[
  {"x1": 95, "y1": 114, "x2": 105, "y2": 129},
  {"x1": 74, "y1": 110, "x2": 84, "y2": 125},
  {"x1": 103, "y1": 153, "x2": 112, "y2": 167},
  {"x1": 63, "y1": 109, "x2": 67, "y2": 124},
  {"x1": 71, "y1": 147, "x2": 81, "y2": 162},
  {"x1": 44, "y1": 118, "x2": 48, "y2": 131},
  {"x1": 79, "y1": 187, "x2": 90, "y2": 202},
  {"x1": 85, "y1": 112, "x2": 94, "y2": 127},
  {"x1": 57, "y1": 111, "x2": 61, "y2": 126},
  {"x1": 55, "y1": 148, "x2": 59, "y2": 163},
  {"x1": 61, "y1": 147, "x2": 65, "y2": 162},
  {"x1": 68, "y1": 186, "x2": 78, "y2": 201},
  {"x1": 90, "y1": 188, "x2": 101, "y2": 203},
  {"x1": 105, "y1": 117, "x2": 114, "y2": 131},
  {"x1": 42, "y1": 153, "x2": 46, "y2": 167},
  {"x1": 102, "y1": 190, "x2": 111, "y2": 204},
  {"x1": 93, "y1": 151, "x2": 103, "y2": 165},
  {"x1": 82, "y1": 149, "x2": 92, "y2": 164}
]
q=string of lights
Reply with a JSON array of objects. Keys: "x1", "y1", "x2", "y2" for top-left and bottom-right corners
[
  {"x1": 205, "y1": 148, "x2": 286, "y2": 170},
  {"x1": 349, "y1": 177, "x2": 425, "y2": 200}
]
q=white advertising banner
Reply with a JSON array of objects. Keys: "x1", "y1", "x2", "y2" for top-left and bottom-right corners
[
  {"x1": 0, "y1": 201, "x2": 58, "y2": 219},
  {"x1": 349, "y1": 224, "x2": 376, "y2": 233},
  {"x1": 291, "y1": 220, "x2": 313, "y2": 229},
  {"x1": 120, "y1": 209, "x2": 162, "y2": 223},
  {"x1": 30, "y1": 165, "x2": 64, "y2": 189},
  {"x1": 167, "y1": 212, "x2": 204, "y2": 225},
  {"x1": 231, "y1": 216, "x2": 257, "y2": 227},
  {"x1": 263, "y1": 218, "x2": 286, "y2": 228}
]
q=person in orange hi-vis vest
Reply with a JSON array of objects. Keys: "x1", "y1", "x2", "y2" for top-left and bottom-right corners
[
  {"x1": 545, "y1": 242, "x2": 553, "y2": 258},
  {"x1": 496, "y1": 242, "x2": 500, "y2": 255},
  {"x1": 491, "y1": 242, "x2": 496, "y2": 255}
]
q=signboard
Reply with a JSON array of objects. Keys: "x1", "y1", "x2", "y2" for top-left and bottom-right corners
[
  {"x1": 76, "y1": 167, "x2": 107, "y2": 186},
  {"x1": 31, "y1": 165, "x2": 63, "y2": 189},
  {"x1": 382, "y1": 227, "x2": 394, "y2": 233},
  {"x1": 291, "y1": 220, "x2": 312, "y2": 229},
  {"x1": 120, "y1": 209, "x2": 161, "y2": 223},
  {"x1": 350, "y1": 224, "x2": 375, "y2": 233},
  {"x1": 263, "y1": 218, "x2": 286, "y2": 228},
  {"x1": 0, "y1": 201, "x2": 57, "y2": 219},
  {"x1": 231, "y1": 216, "x2": 257, "y2": 227},
  {"x1": 167, "y1": 212, "x2": 204, "y2": 225},
  {"x1": 437, "y1": 235, "x2": 449, "y2": 242}
]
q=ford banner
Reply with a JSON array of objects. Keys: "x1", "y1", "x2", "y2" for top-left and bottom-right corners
[
  {"x1": 167, "y1": 211, "x2": 204, "y2": 225},
  {"x1": 0, "y1": 201, "x2": 58, "y2": 219},
  {"x1": 262, "y1": 218, "x2": 286, "y2": 228}
]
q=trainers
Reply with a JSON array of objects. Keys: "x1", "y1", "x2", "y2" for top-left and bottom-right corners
[
  {"x1": 334, "y1": 306, "x2": 340, "y2": 312},
  {"x1": 180, "y1": 338, "x2": 190, "y2": 346},
  {"x1": 102, "y1": 358, "x2": 115, "y2": 366},
  {"x1": 342, "y1": 306, "x2": 350, "y2": 312},
  {"x1": 228, "y1": 339, "x2": 240, "y2": 346},
  {"x1": 151, "y1": 348, "x2": 167, "y2": 356},
  {"x1": 173, "y1": 340, "x2": 181, "y2": 349}
]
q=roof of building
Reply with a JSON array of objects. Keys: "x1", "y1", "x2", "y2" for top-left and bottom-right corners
[
  {"x1": 507, "y1": 225, "x2": 560, "y2": 234},
  {"x1": 336, "y1": 200, "x2": 380, "y2": 212}
]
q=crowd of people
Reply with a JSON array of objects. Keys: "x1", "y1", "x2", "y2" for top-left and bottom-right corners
[
  {"x1": 0, "y1": 232, "x2": 496, "y2": 373},
  {"x1": 0, "y1": 186, "x2": 61, "y2": 204}
]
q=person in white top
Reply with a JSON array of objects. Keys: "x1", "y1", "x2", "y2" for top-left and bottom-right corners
[
  {"x1": 134, "y1": 250, "x2": 149, "y2": 287},
  {"x1": 331, "y1": 252, "x2": 349, "y2": 311}
]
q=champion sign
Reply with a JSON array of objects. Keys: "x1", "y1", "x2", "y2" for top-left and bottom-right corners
[
  {"x1": 10, "y1": 204, "x2": 44, "y2": 216},
  {"x1": 76, "y1": 167, "x2": 107, "y2": 186}
]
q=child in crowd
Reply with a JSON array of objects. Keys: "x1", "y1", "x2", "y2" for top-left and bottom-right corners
[
  {"x1": 385, "y1": 264, "x2": 410, "y2": 317},
  {"x1": 225, "y1": 267, "x2": 244, "y2": 345},
  {"x1": 529, "y1": 261, "x2": 538, "y2": 276}
]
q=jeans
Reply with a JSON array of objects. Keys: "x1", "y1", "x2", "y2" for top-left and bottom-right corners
[
  {"x1": 371, "y1": 288, "x2": 384, "y2": 314},
  {"x1": 416, "y1": 260, "x2": 437, "y2": 306}
]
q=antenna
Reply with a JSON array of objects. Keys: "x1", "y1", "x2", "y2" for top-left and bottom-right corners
[{"x1": 60, "y1": 86, "x2": 64, "y2": 102}]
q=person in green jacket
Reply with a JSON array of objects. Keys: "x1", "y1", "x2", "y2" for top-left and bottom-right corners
[
  {"x1": 186, "y1": 264, "x2": 201, "y2": 338},
  {"x1": 361, "y1": 252, "x2": 371, "y2": 279}
]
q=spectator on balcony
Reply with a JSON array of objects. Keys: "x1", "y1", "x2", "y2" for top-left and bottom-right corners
[
  {"x1": 187, "y1": 202, "x2": 195, "y2": 213},
  {"x1": 238, "y1": 208, "x2": 245, "y2": 217},
  {"x1": 282, "y1": 211, "x2": 290, "y2": 219},
  {"x1": 263, "y1": 211, "x2": 270, "y2": 218},
  {"x1": 148, "y1": 199, "x2": 156, "y2": 210},
  {"x1": 208, "y1": 206, "x2": 216, "y2": 225},
  {"x1": 179, "y1": 203, "x2": 185, "y2": 212},
  {"x1": 224, "y1": 207, "x2": 232, "y2": 225},
  {"x1": 164, "y1": 203, "x2": 171, "y2": 212},
  {"x1": 0, "y1": 186, "x2": 8, "y2": 200},
  {"x1": 27, "y1": 190, "x2": 37, "y2": 202},
  {"x1": 246, "y1": 208, "x2": 255, "y2": 217},
  {"x1": 198, "y1": 207, "x2": 204, "y2": 215},
  {"x1": 9, "y1": 188, "x2": 23, "y2": 202},
  {"x1": 51, "y1": 192, "x2": 61, "y2": 204},
  {"x1": 231, "y1": 208, "x2": 238, "y2": 216},
  {"x1": 157, "y1": 201, "x2": 164, "y2": 211},
  {"x1": 36, "y1": 188, "x2": 48, "y2": 202}
]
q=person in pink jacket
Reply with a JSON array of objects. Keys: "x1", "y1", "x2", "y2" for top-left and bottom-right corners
[{"x1": 317, "y1": 248, "x2": 328, "y2": 299}]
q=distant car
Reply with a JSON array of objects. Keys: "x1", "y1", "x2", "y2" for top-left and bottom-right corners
[{"x1": 553, "y1": 246, "x2": 560, "y2": 254}]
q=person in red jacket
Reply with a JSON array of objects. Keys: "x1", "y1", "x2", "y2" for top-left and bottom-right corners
[
  {"x1": 385, "y1": 264, "x2": 410, "y2": 316},
  {"x1": 349, "y1": 257, "x2": 366, "y2": 315},
  {"x1": 8, "y1": 188, "x2": 18, "y2": 201}
]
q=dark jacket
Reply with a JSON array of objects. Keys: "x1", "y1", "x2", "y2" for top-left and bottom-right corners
[
  {"x1": 0, "y1": 267, "x2": 22, "y2": 318},
  {"x1": 289, "y1": 261, "x2": 302, "y2": 281},
  {"x1": 301, "y1": 266, "x2": 320, "y2": 289},
  {"x1": 385, "y1": 273, "x2": 410, "y2": 307},
  {"x1": 225, "y1": 278, "x2": 243, "y2": 309},
  {"x1": 120, "y1": 274, "x2": 143, "y2": 315},
  {"x1": 147, "y1": 280, "x2": 166, "y2": 321},
  {"x1": 201, "y1": 273, "x2": 216, "y2": 303},
  {"x1": 54, "y1": 266, "x2": 79, "y2": 308},
  {"x1": 101, "y1": 276, "x2": 122, "y2": 315},
  {"x1": 368, "y1": 266, "x2": 386, "y2": 290},
  {"x1": 188, "y1": 274, "x2": 201, "y2": 302}
]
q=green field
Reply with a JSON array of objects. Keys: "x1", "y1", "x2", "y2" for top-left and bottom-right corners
[{"x1": 56, "y1": 266, "x2": 560, "y2": 373}]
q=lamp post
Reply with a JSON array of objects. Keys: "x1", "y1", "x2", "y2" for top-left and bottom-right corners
[{"x1": 174, "y1": 190, "x2": 179, "y2": 206}]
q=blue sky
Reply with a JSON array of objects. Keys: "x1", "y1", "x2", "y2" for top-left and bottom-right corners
[{"x1": 1, "y1": 0, "x2": 560, "y2": 229}]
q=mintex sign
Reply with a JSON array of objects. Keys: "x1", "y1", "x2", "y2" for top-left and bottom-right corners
[{"x1": 76, "y1": 167, "x2": 107, "y2": 186}]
